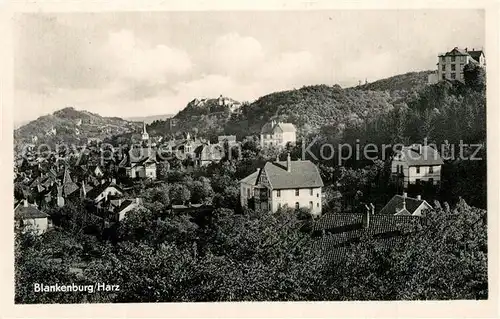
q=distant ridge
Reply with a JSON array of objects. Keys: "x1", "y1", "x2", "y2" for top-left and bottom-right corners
[
  {"x1": 14, "y1": 107, "x2": 140, "y2": 148},
  {"x1": 125, "y1": 114, "x2": 174, "y2": 124}
]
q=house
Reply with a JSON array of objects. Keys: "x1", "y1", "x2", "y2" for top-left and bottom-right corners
[
  {"x1": 240, "y1": 169, "x2": 260, "y2": 208},
  {"x1": 242, "y1": 153, "x2": 324, "y2": 215},
  {"x1": 193, "y1": 143, "x2": 224, "y2": 166},
  {"x1": 391, "y1": 144, "x2": 444, "y2": 188},
  {"x1": 111, "y1": 198, "x2": 143, "y2": 221},
  {"x1": 14, "y1": 200, "x2": 52, "y2": 235},
  {"x1": 84, "y1": 180, "x2": 123, "y2": 204},
  {"x1": 88, "y1": 165, "x2": 104, "y2": 178},
  {"x1": 379, "y1": 193, "x2": 432, "y2": 216},
  {"x1": 119, "y1": 147, "x2": 157, "y2": 180},
  {"x1": 437, "y1": 47, "x2": 486, "y2": 82},
  {"x1": 312, "y1": 205, "x2": 420, "y2": 262},
  {"x1": 260, "y1": 120, "x2": 297, "y2": 148}
]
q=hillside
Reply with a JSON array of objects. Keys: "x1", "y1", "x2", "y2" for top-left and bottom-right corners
[
  {"x1": 175, "y1": 96, "x2": 242, "y2": 120},
  {"x1": 356, "y1": 71, "x2": 434, "y2": 102},
  {"x1": 149, "y1": 85, "x2": 397, "y2": 140},
  {"x1": 14, "y1": 107, "x2": 141, "y2": 148}
]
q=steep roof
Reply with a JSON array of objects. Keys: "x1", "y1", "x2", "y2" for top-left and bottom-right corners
[
  {"x1": 260, "y1": 160, "x2": 323, "y2": 189},
  {"x1": 85, "y1": 181, "x2": 123, "y2": 200},
  {"x1": 15, "y1": 202, "x2": 49, "y2": 220},
  {"x1": 468, "y1": 50, "x2": 484, "y2": 62},
  {"x1": 261, "y1": 121, "x2": 296, "y2": 134},
  {"x1": 260, "y1": 122, "x2": 275, "y2": 134},
  {"x1": 240, "y1": 170, "x2": 260, "y2": 185},
  {"x1": 439, "y1": 47, "x2": 469, "y2": 56},
  {"x1": 379, "y1": 195, "x2": 431, "y2": 216},
  {"x1": 128, "y1": 147, "x2": 156, "y2": 164},
  {"x1": 275, "y1": 122, "x2": 297, "y2": 133},
  {"x1": 396, "y1": 145, "x2": 444, "y2": 166},
  {"x1": 312, "y1": 213, "x2": 419, "y2": 260}
]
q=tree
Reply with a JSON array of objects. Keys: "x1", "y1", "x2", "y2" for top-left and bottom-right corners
[
  {"x1": 325, "y1": 199, "x2": 487, "y2": 300},
  {"x1": 169, "y1": 184, "x2": 191, "y2": 205},
  {"x1": 463, "y1": 63, "x2": 486, "y2": 91}
]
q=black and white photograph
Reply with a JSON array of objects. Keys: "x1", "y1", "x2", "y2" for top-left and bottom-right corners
[{"x1": 6, "y1": 3, "x2": 497, "y2": 313}]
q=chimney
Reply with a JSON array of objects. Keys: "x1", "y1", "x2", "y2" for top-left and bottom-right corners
[
  {"x1": 362, "y1": 204, "x2": 370, "y2": 228},
  {"x1": 416, "y1": 195, "x2": 421, "y2": 200},
  {"x1": 403, "y1": 192, "x2": 407, "y2": 198},
  {"x1": 23, "y1": 199, "x2": 29, "y2": 207},
  {"x1": 101, "y1": 179, "x2": 106, "y2": 185},
  {"x1": 465, "y1": 47, "x2": 468, "y2": 52},
  {"x1": 276, "y1": 154, "x2": 279, "y2": 162},
  {"x1": 118, "y1": 199, "x2": 122, "y2": 207},
  {"x1": 402, "y1": 197, "x2": 406, "y2": 210},
  {"x1": 286, "y1": 152, "x2": 291, "y2": 172},
  {"x1": 370, "y1": 203, "x2": 375, "y2": 215},
  {"x1": 111, "y1": 178, "x2": 117, "y2": 184},
  {"x1": 271, "y1": 119, "x2": 276, "y2": 127}
]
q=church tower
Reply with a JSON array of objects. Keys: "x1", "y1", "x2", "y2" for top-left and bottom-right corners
[{"x1": 141, "y1": 122, "x2": 149, "y2": 141}]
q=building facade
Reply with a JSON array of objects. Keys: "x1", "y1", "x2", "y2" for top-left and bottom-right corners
[
  {"x1": 241, "y1": 154, "x2": 324, "y2": 216},
  {"x1": 391, "y1": 144, "x2": 444, "y2": 188},
  {"x1": 437, "y1": 47, "x2": 486, "y2": 82},
  {"x1": 260, "y1": 120, "x2": 297, "y2": 148}
]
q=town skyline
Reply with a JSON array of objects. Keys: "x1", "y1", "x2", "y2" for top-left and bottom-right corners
[{"x1": 14, "y1": 10, "x2": 484, "y2": 125}]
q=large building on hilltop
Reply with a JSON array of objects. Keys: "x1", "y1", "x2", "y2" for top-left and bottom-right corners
[
  {"x1": 240, "y1": 153, "x2": 324, "y2": 215},
  {"x1": 260, "y1": 120, "x2": 297, "y2": 148},
  {"x1": 429, "y1": 47, "x2": 486, "y2": 84}
]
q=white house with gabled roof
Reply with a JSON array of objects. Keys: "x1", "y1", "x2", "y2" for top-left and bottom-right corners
[
  {"x1": 241, "y1": 153, "x2": 324, "y2": 215},
  {"x1": 260, "y1": 120, "x2": 297, "y2": 148},
  {"x1": 391, "y1": 144, "x2": 444, "y2": 188}
]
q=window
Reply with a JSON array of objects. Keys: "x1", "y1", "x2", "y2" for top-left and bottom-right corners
[
  {"x1": 429, "y1": 178, "x2": 434, "y2": 185},
  {"x1": 317, "y1": 193, "x2": 319, "y2": 198},
  {"x1": 277, "y1": 190, "x2": 281, "y2": 197},
  {"x1": 429, "y1": 166, "x2": 434, "y2": 174},
  {"x1": 451, "y1": 72, "x2": 456, "y2": 79},
  {"x1": 441, "y1": 64, "x2": 445, "y2": 71},
  {"x1": 442, "y1": 74, "x2": 446, "y2": 80},
  {"x1": 278, "y1": 203, "x2": 282, "y2": 210},
  {"x1": 310, "y1": 188, "x2": 313, "y2": 196},
  {"x1": 317, "y1": 203, "x2": 319, "y2": 207},
  {"x1": 451, "y1": 64, "x2": 456, "y2": 71},
  {"x1": 416, "y1": 167, "x2": 420, "y2": 174},
  {"x1": 295, "y1": 189, "x2": 300, "y2": 196},
  {"x1": 247, "y1": 188, "x2": 250, "y2": 198},
  {"x1": 451, "y1": 56, "x2": 455, "y2": 62},
  {"x1": 295, "y1": 202, "x2": 299, "y2": 210},
  {"x1": 309, "y1": 201, "x2": 313, "y2": 209}
]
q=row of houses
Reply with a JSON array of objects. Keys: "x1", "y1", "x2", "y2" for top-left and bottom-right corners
[{"x1": 240, "y1": 143, "x2": 444, "y2": 215}]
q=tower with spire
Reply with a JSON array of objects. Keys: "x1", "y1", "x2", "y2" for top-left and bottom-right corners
[{"x1": 141, "y1": 122, "x2": 150, "y2": 142}]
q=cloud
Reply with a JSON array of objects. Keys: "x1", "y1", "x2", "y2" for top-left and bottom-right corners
[
  {"x1": 104, "y1": 30, "x2": 193, "y2": 83},
  {"x1": 255, "y1": 50, "x2": 317, "y2": 84},
  {"x1": 206, "y1": 33, "x2": 265, "y2": 76}
]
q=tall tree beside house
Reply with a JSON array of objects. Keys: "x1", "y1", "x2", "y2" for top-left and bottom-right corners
[{"x1": 463, "y1": 62, "x2": 486, "y2": 92}]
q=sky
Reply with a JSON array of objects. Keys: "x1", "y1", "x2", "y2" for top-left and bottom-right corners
[{"x1": 14, "y1": 10, "x2": 485, "y2": 124}]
